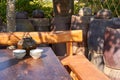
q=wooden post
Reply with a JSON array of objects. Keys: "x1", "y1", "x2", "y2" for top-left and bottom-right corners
[{"x1": 66, "y1": 42, "x2": 73, "y2": 56}]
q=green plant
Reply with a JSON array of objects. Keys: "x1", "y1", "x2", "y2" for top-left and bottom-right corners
[
  {"x1": 0, "y1": 0, "x2": 53, "y2": 22},
  {"x1": 40, "y1": 1, "x2": 53, "y2": 18},
  {"x1": 16, "y1": 0, "x2": 53, "y2": 18},
  {"x1": 74, "y1": 0, "x2": 120, "y2": 17},
  {"x1": 1, "y1": 0, "x2": 119, "y2": 23},
  {"x1": 0, "y1": 0, "x2": 7, "y2": 22}
]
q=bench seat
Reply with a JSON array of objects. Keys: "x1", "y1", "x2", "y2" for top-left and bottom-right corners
[{"x1": 61, "y1": 55, "x2": 110, "y2": 80}]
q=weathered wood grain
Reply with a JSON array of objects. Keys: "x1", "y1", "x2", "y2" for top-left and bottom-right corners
[
  {"x1": 61, "y1": 55, "x2": 110, "y2": 80},
  {"x1": 0, "y1": 47, "x2": 72, "y2": 80},
  {"x1": 0, "y1": 30, "x2": 82, "y2": 46}
]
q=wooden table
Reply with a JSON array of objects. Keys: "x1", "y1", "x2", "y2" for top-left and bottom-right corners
[{"x1": 0, "y1": 47, "x2": 72, "y2": 80}]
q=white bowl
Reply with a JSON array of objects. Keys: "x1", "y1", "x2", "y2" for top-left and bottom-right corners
[
  {"x1": 30, "y1": 49, "x2": 43, "y2": 59},
  {"x1": 13, "y1": 49, "x2": 26, "y2": 59}
]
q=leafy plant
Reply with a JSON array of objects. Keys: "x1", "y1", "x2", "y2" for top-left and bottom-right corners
[
  {"x1": 74, "y1": 0, "x2": 120, "y2": 17},
  {"x1": 0, "y1": 0, "x2": 7, "y2": 22},
  {"x1": 15, "y1": 0, "x2": 53, "y2": 18},
  {"x1": 0, "y1": 0, "x2": 120, "y2": 23},
  {"x1": 0, "y1": 0, "x2": 53, "y2": 22}
]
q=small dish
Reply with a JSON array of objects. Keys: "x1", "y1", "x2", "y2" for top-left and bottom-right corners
[
  {"x1": 30, "y1": 49, "x2": 43, "y2": 59},
  {"x1": 13, "y1": 49, "x2": 26, "y2": 59}
]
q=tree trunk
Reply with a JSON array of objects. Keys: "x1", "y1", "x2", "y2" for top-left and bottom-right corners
[
  {"x1": 6, "y1": 0, "x2": 16, "y2": 32},
  {"x1": 53, "y1": 0, "x2": 74, "y2": 16},
  {"x1": 52, "y1": 0, "x2": 74, "y2": 56}
]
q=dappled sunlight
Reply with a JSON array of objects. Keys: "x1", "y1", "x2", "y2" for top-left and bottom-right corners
[
  {"x1": 0, "y1": 30, "x2": 82, "y2": 45},
  {"x1": 104, "y1": 27, "x2": 120, "y2": 69},
  {"x1": 53, "y1": 0, "x2": 73, "y2": 16},
  {"x1": 56, "y1": 3, "x2": 61, "y2": 13}
]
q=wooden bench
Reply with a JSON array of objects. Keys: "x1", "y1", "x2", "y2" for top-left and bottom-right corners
[
  {"x1": 0, "y1": 30, "x2": 110, "y2": 80},
  {"x1": 62, "y1": 55, "x2": 110, "y2": 80}
]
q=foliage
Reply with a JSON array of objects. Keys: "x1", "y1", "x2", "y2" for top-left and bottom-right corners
[
  {"x1": 0, "y1": 0, "x2": 53, "y2": 22},
  {"x1": 0, "y1": 0, "x2": 6, "y2": 22},
  {"x1": 0, "y1": 0, "x2": 120, "y2": 22},
  {"x1": 74, "y1": 0, "x2": 120, "y2": 17},
  {"x1": 16, "y1": 0, "x2": 53, "y2": 18}
]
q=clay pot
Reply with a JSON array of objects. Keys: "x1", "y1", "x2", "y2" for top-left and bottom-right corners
[
  {"x1": 16, "y1": 11, "x2": 28, "y2": 19},
  {"x1": 32, "y1": 9, "x2": 45, "y2": 18},
  {"x1": 16, "y1": 19, "x2": 35, "y2": 31},
  {"x1": 96, "y1": 9, "x2": 112, "y2": 19},
  {"x1": 78, "y1": 7, "x2": 92, "y2": 16}
]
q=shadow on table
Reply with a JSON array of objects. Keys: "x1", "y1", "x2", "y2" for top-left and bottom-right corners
[{"x1": 0, "y1": 58, "x2": 20, "y2": 71}]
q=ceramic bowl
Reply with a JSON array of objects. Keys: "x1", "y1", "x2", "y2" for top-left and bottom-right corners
[
  {"x1": 13, "y1": 49, "x2": 26, "y2": 59},
  {"x1": 30, "y1": 49, "x2": 43, "y2": 59}
]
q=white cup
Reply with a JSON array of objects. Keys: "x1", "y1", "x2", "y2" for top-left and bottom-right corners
[
  {"x1": 13, "y1": 49, "x2": 26, "y2": 59},
  {"x1": 30, "y1": 49, "x2": 43, "y2": 59}
]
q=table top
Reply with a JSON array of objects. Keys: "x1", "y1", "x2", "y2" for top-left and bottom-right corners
[{"x1": 0, "y1": 47, "x2": 72, "y2": 80}]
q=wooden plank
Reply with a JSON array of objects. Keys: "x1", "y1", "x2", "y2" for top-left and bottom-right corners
[
  {"x1": 61, "y1": 54, "x2": 87, "y2": 65},
  {"x1": 0, "y1": 30, "x2": 82, "y2": 45},
  {"x1": 61, "y1": 55, "x2": 110, "y2": 80},
  {"x1": 69, "y1": 63, "x2": 110, "y2": 80}
]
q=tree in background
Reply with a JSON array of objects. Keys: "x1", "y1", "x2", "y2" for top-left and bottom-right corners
[
  {"x1": 53, "y1": 0, "x2": 74, "y2": 17},
  {"x1": 6, "y1": 0, "x2": 16, "y2": 31}
]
